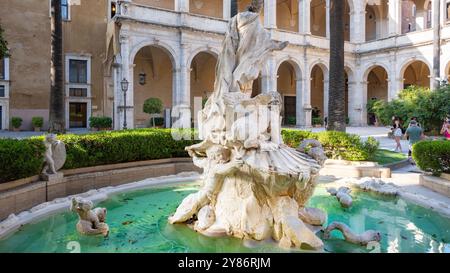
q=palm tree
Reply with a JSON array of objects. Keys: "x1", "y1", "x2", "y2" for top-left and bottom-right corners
[
  {"x1": 49, "y1": 0, "x2": 65, "y2": 133},
  {"x1": 327, "y1": 0, "x2": 346, "y2": 132}
]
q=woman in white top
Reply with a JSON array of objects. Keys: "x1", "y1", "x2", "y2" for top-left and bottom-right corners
[{"x1": 392, "y1": 119, "x2": 403, "y2": 152}]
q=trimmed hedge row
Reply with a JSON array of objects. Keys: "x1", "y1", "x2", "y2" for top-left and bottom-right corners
[
  {"x1": 0, "y1": 129, "x2": 379, "y2": 183},
  {"x1": 0, "y1": 138, "x2": 45, "y2": 183},
  {"x1": 412, "y1": 140, "x2": 450, "y2": 176},
  {"x1": 282, "y1": 129, "x2": 379, "y2": 161}
]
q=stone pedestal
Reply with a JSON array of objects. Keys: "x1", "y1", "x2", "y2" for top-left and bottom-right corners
[{"x1": 40, "y1": 172, "x2": 64, "y2": 183}]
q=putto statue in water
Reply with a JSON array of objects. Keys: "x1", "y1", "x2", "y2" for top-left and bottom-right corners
[{"x1": 169, "y1": 0, "x2": 327, "y2": 250}]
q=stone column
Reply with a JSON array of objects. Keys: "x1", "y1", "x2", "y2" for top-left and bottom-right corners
[
  {"x1": 388, "y1": 0, "x2": 401, "y2": 37},
  {"x1": 264, "y1": 0, "x2": 277, "y2": 28},
  {"x1": 323, "y1": 79, "x2": 329, "y2": 119},
  {"x1": 117, "y1": 33, "x2": 134, "y2": 129},
  {"x1": 389, "y1": 77, "x2": 403, "y2": 101},
  {"x1": 261, "y1": 55, "x2": 278, "y2": 93},
  {"x1": 326, "y1": 0, "x2": 330, "y2": 39},
  {"x1": 299, "y1": 0, "x2": 311, "y2": 34},
  {"x1": 223, "y1": 0, "x2": 231, "y2": 19},
  {"x1": 295, "y1": 79, "x2": 306, "y2": 127},
  {"x1": 348, "y1": 80, "x2": 365, "y2": 126},
  {"x1": 175, "y1": 0, "x2": 189, "y2": 12},
  {"x1": 172, "y1": 43, "x2": 191, "y2": 129},
  {"x1": 302, "y1": 70, "x2": 312, "y2": 128},
  {"x1": 352, "y1": 6, "x2": 366, "y2": 43}
]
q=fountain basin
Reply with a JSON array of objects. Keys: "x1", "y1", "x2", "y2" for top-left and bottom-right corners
[{"x1": 0, "y1": 175, "x2": 449, "y2": 253}]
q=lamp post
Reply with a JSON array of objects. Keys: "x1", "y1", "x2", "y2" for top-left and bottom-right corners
[{"x1": 121, "y1": 78, "x2": 129, "y2": 130}]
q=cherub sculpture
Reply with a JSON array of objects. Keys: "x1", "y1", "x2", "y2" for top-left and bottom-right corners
[
  {"x1": 42, "y1": 134, "x2": 66, "y2": 175},
  {"x1": 169, "y1": 144, "x2": 243, "y2": 225},
  {"x1": 71, "y1": 197, "x2": 109, "y2": 237}
]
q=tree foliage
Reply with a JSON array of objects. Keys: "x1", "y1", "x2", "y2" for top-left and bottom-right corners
[{"x1": 369, "y1": 86, "x2": 450, "y2": 132}]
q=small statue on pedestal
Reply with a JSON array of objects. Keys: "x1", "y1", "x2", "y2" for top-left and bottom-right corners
[
  {"x1": 71, "y1": 197, "x2": 109, "y2": 237},
  {"x1": 42, "y1": 134, "x2": 66, "y2": 176}
]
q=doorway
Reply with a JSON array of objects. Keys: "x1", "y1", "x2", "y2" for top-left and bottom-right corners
[
  {"x1": 69, "y1": 102, "x2": 87, "y2": 128},
  {"x1": 284, "y1": 96, "x2": 296, "y2": 125}
]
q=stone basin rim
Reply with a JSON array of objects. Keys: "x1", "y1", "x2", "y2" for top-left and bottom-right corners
[
  {"x1": 0, "y1": 172, "x2": 201, "y2": 240},
  {"x1": 1, "y1": 172, "x2": 450, "y2": 242}
]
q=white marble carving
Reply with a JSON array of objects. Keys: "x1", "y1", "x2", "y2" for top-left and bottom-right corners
[
  {"x1": 169, "y1": 1, "x2": 327, "y2": 250},
  {"x1": 42, "y1": 134, "x2": 66, "y2": 175},
  {"x1": 324, "y1": 221, "x2": 381, "y2": 246},
  {"x1": 327, "y1": 187, "x2": 353, "y2": 208},
  {"x1": 71, "y1": 197, "x2": 109, "y2": 236}
]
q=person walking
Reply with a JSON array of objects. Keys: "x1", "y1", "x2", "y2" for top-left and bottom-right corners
[
  {"x1": 392, "y1": 119, "x2": 403, "y2": 152},
  {"x1": 405, "y1": 120, "x2": 424, "y2": 163},
  {"x1": 441, "y1": 117, "x2": 450, "y2": 140}
]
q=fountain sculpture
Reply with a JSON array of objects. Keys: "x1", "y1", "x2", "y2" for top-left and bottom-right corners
[
  {"x1": 169, "y1": 0, "x2": 328, "y2": 250},
  {"x1": 71, "y1": 197, "x2": 109, "y2": 236}
]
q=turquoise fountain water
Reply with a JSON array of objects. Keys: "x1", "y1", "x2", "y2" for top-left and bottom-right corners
[{"x1": 0, "y1": 183, "x2": 449, "y2": 253}]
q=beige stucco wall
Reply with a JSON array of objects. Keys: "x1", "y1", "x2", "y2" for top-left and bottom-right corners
[
  {"x1": 0, "y1": 0, "x2": 51, "y2": 130},
  {"x1": 189, "y1": 0, "x2": 223, "y2": 18},
  {"x1": 134, "y1": 0, "x2": 175, "y2": 10},
  {"x1": 64, "y1": 0, "x2": 109, "y2": 118}
]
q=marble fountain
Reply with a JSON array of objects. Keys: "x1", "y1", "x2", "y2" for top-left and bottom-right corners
[{"x1": 0, "y1": 1, "x2": 449, "y2": 253}]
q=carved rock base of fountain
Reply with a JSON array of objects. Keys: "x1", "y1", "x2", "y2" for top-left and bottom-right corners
[{"x1": 201, "y1": 172, "x2": 324, "y2": 249}]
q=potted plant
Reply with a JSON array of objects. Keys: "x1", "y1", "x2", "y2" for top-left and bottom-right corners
[
  {"x1": 11, "y1": 117, "x2": 22, "y2": 132},
  {"x1": 31, "y1": 116, "x2": 44, "y2": 132},
  {"x1": 312, "y1": 117, "x2": 323, "y2": 128},
  {"x1": 89, "y1": 116, "x2": 112, "y2": 131},
  {"x1": 143, "y1": 98, "x2": 163, "y2": 128}
]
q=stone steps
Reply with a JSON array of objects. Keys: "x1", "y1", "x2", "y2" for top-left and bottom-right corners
[{"x1": 420, "y1": 175, "x2": 450, "y2": 198}]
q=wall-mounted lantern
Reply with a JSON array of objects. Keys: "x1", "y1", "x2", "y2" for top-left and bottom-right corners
[{"x1": 139, "y1": 72, "x2": 146, "y2": 85}]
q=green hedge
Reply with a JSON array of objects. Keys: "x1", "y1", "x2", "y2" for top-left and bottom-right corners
[
  {"x1": 282, "y1": 129, "x2": 379, "y2": 161},
  {"x1": 59, "y1": 129, "x2": 198, "y2": 169},
  {"x1": 413, "y1": 140, "x2": 450, "y2": 176},
  {"x1": 0, "y1": 138, "x2": 45, "y2": 183},
  {"x1": 0, "y1": 129, "x2": 379, "y2": 183}
]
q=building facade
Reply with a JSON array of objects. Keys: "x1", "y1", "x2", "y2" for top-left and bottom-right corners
[{"x1": 1, "y1": 0, "x2": 450, "y2": 131}]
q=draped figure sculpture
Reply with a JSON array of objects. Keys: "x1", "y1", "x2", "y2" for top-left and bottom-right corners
[{"x1": 169, "y1": 0, "x2": 327, "y2": 250}]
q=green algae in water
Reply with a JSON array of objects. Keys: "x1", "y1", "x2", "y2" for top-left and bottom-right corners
[{"x1": 0, "y1": 183, "x2": 449, "y2": 253}]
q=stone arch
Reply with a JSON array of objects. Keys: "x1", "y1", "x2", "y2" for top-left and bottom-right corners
[
  {"x1": 277, "y1": 58, "x2": 303, "y2": 125},
  {"x1": 364, "y1": 0, "x2": 389, "y2": 41},
  {"x1": 132, "y1": 45, "x2": 176, "y2": 128},
  {"x1": 344, "y1": 65, "x2": 355, "y2": 118},
  {"x1": 187, "y1": 46, "x2": 220, "y2": 68},
  {"x1": 130, "y1": 40, "x2": 178, "y2": 69},
  {"x1": 189, "y1": 51, "x2": 219, "y2": 114},
  {"x1": 401, "y1": 0, "x2": 431, "y2": 33},
  {"x1": 400, "y1": 59, "x2": 431, "y2": 89},
  {"x1": 309, "y1": 62, "x2": 329, "y2": 121},
  {"x1": 364, "y1": 64, "x2": 389, "y2": 125},
  {"x1": 277, "y1": 0, "x2": 299, "y2": 32},
  {"x1": 310, "y1": 0, "x2": 327, "y2": 37}
]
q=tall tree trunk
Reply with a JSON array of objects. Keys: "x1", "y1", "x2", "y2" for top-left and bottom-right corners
[
  {"x1": 432, "y1": 0, "x2": 441, "y2": 90},
  {"x1": 327, "y1": 0, "x2": 346, "y2": 132},
  {"x1": 49, "y1": 0, "x2": 65, "y2": 133}
]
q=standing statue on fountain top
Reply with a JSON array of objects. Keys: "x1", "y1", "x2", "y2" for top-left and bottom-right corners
[
  {"x1": 170, "y1": 0, "x2": 328, "y2": 251},
  {"x1": 199, "y1": 0, "x2": 288, "y2": 144}
]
